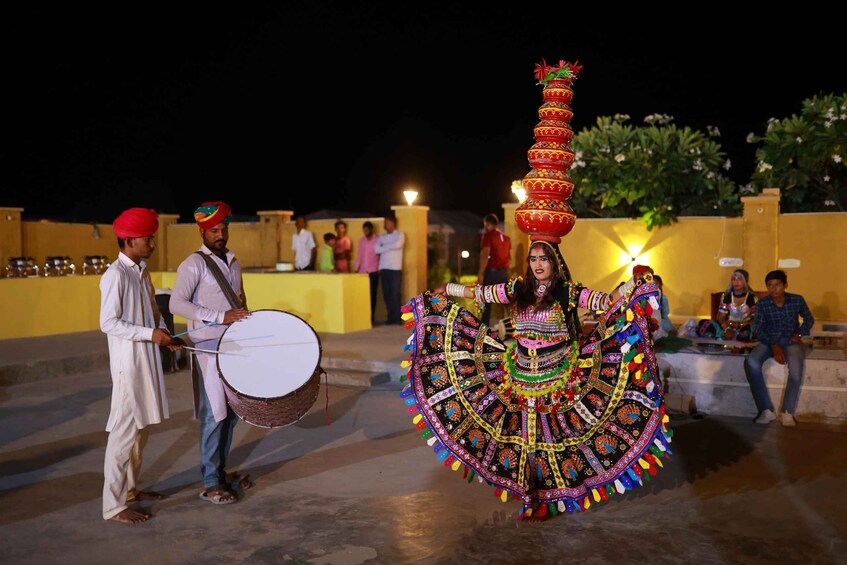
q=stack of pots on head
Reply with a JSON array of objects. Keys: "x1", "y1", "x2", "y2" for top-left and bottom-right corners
[{"x1": 515, "y1": 60, "x2": 583, "y2": 244}]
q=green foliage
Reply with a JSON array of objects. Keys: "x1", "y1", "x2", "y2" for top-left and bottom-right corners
[
  {"x1": 568, "y1": 115, "x2": 740, "y2": 229},
  {"x1": 427, "y1": 263, "x2": 453, "y2": 289},
  {"x1": 748, "y1": 93, "x2": 846, "y2": 212}
]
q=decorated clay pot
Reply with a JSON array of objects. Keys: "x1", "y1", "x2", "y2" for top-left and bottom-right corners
[
  {"x1": 540, "y1": 79, "x2": 574, "y2": 104},
  {"x1": 533, "y1": 121, "x2": 574, "y2": 144},
  {"x1": 515, "y1": 199, "x2": 576, "y2": 242},
  {"x1": 527, "y1": 143, "x2": 575, "y2": 170},
  {"x1": 522, "y1": 169, "x2": 575, "y2": 200}
]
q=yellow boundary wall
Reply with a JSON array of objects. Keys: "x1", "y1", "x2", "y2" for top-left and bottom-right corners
[
  {"x1": 0, "y1": 272, "x2": 371, "y2": 340},
  {"x1": 2, "y1": 190, "x2": 845, "y2": 339}
]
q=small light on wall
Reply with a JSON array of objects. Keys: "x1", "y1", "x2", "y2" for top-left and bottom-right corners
[
  {"x1": 719, "y1": 257, "x2": 744, "y2": 267},
  {"x1": 461, "y1": 250, "x2": 470, "y2": 259},
  {"x1": 511, "y1": 180, "x2": 527, "y2": 203},
  {"x1": 778, "y1": 258, "x2": 801, "y2": 269},
  {"x1": 619, "y1": 243, "x2": 648, "y2": 267},
  {"x1": 403, "y1": 189, "x2": 418, "y2": 206}
]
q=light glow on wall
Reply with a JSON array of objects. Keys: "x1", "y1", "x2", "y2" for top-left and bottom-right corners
[{"x1": 619, "y1": 243, "x2": 649, "y2": 267}]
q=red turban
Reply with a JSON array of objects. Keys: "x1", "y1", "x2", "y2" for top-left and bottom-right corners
[
  {"x1": 113, "y1": 208, "x2": 159, "y2": 239},
  {"x1": 194, "y1": 201, "x2": 232, "y2": 229}
]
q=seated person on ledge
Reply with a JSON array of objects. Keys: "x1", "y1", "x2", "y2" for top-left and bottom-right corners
[
  {"x1": 652, "y1": 275, "x2": 675, "y2": 339},
  {"x1": 717, "y1": 269, "x2": 758, "y2": 341}
]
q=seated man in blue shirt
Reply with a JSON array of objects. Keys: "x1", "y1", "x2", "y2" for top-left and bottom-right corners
[{"x1": 744, "y1": 269, "x2": 814, "y2": 426}]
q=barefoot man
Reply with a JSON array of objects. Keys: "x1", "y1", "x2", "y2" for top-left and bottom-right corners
[{"x1": 100, "y1": 208, "x2": 184, "y2": 524}]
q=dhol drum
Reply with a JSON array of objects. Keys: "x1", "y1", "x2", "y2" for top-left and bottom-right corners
[{"x1": 216, "y1": 309, "x2": 322, "y2": 428}]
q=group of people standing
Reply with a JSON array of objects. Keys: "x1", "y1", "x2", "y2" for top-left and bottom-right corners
[
  {"x1": 100, "y1": 202, "x2": 251, "y2": 524},
  {"x1": 291, "y1": 214, "x2": 405, "y2": 325},
  {"x1": 98, "y1": 201, "x2": 816, "y2": 526},
  {"x1": 99, "y1": 204, "x2": 415, "y2": 525}
]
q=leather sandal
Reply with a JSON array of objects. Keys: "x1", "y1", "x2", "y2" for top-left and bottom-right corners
[{"x1": 199, "y1": 486, "x2": 238, "y2": 505}]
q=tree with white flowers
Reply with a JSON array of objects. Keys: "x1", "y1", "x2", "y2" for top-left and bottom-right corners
[
  {"x1": 748, "y1": 93, "x2": 846, "y2": 212},
  {"x1": 569, "y1": 114, "x2": 739, "y2": 230}
]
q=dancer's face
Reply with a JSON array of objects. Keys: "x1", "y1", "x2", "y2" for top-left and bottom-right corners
[{"x1": 528, "y1": 246, "x2": 553, "y2": 283}]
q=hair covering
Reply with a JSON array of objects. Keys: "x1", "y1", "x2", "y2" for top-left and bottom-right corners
[
  {"x1": 194, "y1": 201, "x2": 232, "y2": 229},
  {"x1": 112, "y1": 208, "x2": 159, "y2": 239},
  {"x1": 727, "y1": 269, "x2": 751, "y2": 292}
]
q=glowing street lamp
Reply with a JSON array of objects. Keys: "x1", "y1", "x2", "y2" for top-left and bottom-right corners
[
  {"x1": 510, "y1": 180, "x2": 526, "y2": 203},
  {"x1": 403, "y1": 189, "x2": 419, "y2": 206},
  {"x1": 458, "y1": 249, "x2": 470, "y2": 279}
]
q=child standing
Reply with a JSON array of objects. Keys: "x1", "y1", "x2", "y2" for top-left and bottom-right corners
[{"x1": 320, "y1": 233, "x2": 337, "y2": 273}]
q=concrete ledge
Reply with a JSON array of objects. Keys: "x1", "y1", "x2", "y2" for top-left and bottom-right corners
[{"x1": 658, "y1": 349, "x2": 847, "y2": 423}]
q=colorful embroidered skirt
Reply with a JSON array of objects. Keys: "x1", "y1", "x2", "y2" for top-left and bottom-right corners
[{"x1": 399, "y1": 280, "x2": 672, "y2": 517}]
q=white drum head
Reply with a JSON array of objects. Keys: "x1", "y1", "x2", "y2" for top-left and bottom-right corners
[{"x1": 217, "y1": 310, "x2": 321, "y2": 399}]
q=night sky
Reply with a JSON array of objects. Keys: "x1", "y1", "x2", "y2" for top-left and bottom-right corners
[{"x1": 5, "y1": 5, "x2": 843, "y2": 223}]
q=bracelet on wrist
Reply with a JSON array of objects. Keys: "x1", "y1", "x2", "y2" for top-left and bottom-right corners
[{"x1": 446, "y1": 283, "x2": 466, "y2": 297}]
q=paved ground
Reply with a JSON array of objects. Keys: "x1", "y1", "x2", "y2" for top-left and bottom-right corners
[{"x1": 1, "y1": 327, "x2": 846, "y2": 564}]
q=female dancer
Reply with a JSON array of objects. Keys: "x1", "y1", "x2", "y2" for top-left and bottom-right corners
[{"x1": 399, "y1": 240, "x2": 670, "y2": 521}]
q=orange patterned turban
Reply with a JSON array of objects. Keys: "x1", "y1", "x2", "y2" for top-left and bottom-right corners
[{"x1": 194, "y1": 201, "x2": 232, "y2": 229}]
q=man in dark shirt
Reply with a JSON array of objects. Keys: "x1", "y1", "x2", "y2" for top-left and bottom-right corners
[
  {"x1": 476, "y1": 213, "x2": 512, "y2": 326},
  {"x1": 744, "y1": 269, "x2": 814, "y2": 426}
]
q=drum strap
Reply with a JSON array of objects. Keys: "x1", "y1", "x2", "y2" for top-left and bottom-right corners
[
  {"x1": 194, "y1": 251, "x2": 244, "y2": 309},
  {"x1": 189, "y1": 355, "x2": 201, "y2": 420}
]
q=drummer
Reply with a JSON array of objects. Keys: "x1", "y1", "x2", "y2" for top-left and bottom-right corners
[{"x1": 170, "y1": 201, "x2": 253, "y2": 505}]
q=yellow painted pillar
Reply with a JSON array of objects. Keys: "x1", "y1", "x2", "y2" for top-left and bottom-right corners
[
  {"x1": 741, "y1": 188, "x2": 781, "y2": 284},
  {"x1": 501, "y1": 202, "x2": 529, "y2": 277},
  {"x1": 0, "y1": 207, "x2": 24, "y2": 275},
  {"x1": 392, "y1": 204, "x2": 429, "y2": 303},
  {"x1": 257, "y1": 210, "x2": 294, "y2": 268},
  {"x1": 153, "y1": 213, "x2": 179, "y2": 272}
]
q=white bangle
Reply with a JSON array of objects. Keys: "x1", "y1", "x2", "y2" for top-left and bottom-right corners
[{"x1": 446, "y1": 283, "x2": 466, "y2": 297}]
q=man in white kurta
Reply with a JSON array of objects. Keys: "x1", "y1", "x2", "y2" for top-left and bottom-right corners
[
  {"x1": 100, "y1": 208, "x2": 183, "y2": 524},
  {"x1": 169, "y1": 201, "x2": 251, "y2": 505},
  {"x1": 291, "y1": 214, "x2": 316, "y2": 270}
]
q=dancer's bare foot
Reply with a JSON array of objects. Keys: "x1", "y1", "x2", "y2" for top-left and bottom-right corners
[
  {"x1": 127, "y1": 490, "x2": 167, "y2": 503},
  {"x1": 109, "y1": 508, "x2": 151, "y2": 525}
]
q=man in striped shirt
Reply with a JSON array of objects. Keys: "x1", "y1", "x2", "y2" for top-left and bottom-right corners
[{"x1": 744, "y1": 270, "x2": 814, "y2": 427}]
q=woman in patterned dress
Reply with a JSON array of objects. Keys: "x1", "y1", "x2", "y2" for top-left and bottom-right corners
[
  {"x1": 717, "y1": 269, "x2": 758, "y2": 341},
  {"x1": 399, "y1": 240, "x2": 671, "y2": 521}
]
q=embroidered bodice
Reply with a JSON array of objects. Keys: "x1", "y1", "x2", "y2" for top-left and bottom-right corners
[
  {"x1": 719, "y1": 291, "x2": 756, "y2": 324},
  {"x1": 478, "y1": 277, "x2": 610, "y2": 351}
]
